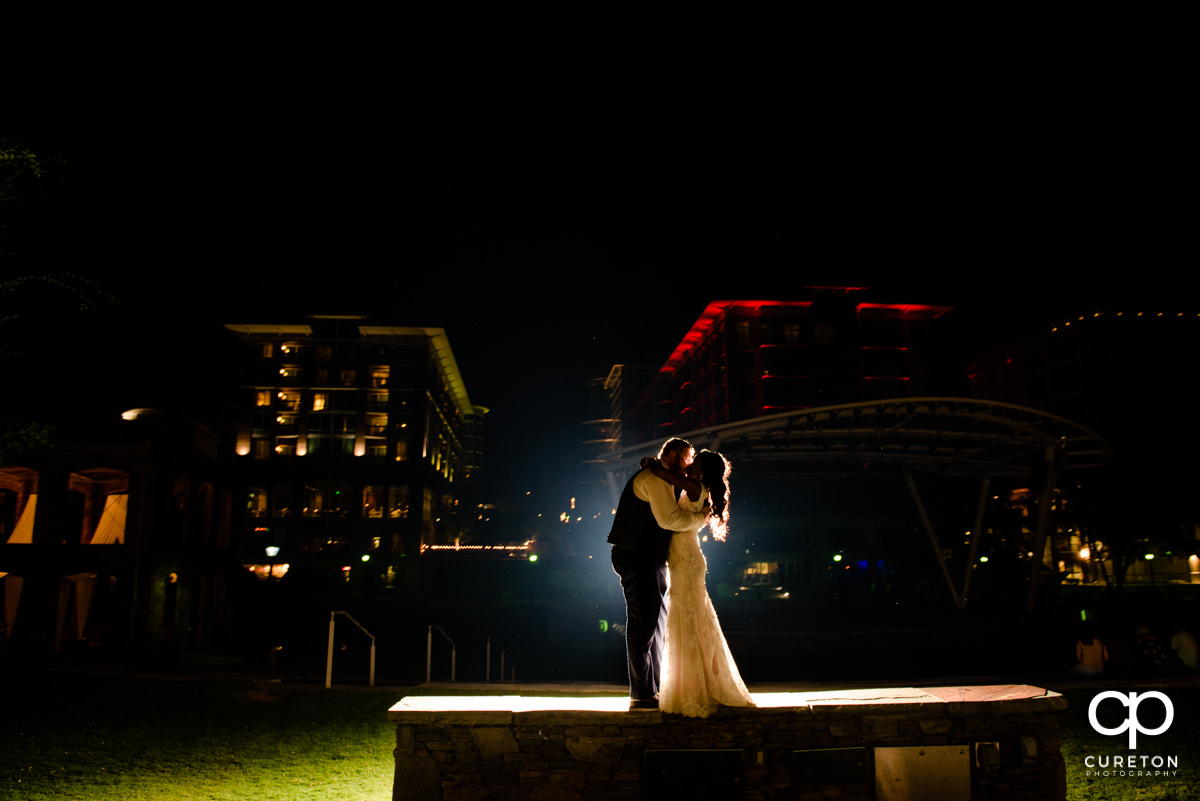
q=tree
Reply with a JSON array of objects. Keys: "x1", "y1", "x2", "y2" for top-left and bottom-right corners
[
  {"x1": 0, "y1": 140, "x2": 58, "y2": 257},
  {"x1": 0, "y1": 141, "x2": 49, "y2": 197},
  {"x1": 0, "y1": 141, "x2": 110, "y2": 466}
]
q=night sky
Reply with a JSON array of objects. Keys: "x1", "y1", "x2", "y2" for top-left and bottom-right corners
[{"x1": 5, "y1": 51, "x2": 1186, "y2": 508}]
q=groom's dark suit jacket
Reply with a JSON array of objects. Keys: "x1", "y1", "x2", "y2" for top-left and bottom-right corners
[{"x1": 606, "y1": 468, "x2": 674, "y2": 563}]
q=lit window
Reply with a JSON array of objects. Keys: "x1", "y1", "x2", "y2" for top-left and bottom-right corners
[
  {"x1": 260, "y1": 343, "x2": 274, "y2": 358},
  {"x1": 743, "y1": 562, "x2": 780, "y2": 586},
  {"x1": 363, "y1": 485, "x2": 385, "y2": 518},
  {"x1": 272, "y1": 484, "x2": 294, "y2": 517},
  {"x1": 367, "y1": 415, "x2": 388, "y2": 435},
  {"x1": 304, "y1": 481, "x2": 352, "y2": 517},
  {"x1": 277, "y1": 391, "x2": 301, "y2": 411},
  {"x1": 247, "y1": 487, "x2": 269, "y2": 517},
  {"x1": 388, "y1": 486, "x2": 409, "y2": 519},
  {"x1": 371, "y1": 368, "x2": 390, "y2": 388},
  {"x1": 312, "y1": 393, "x2": 327, "y2": 411},
  {"x1": 244, "y1": 563, "x2": 290, "y2": 581},
  {"x1": 736, "y1": 321, "x2": 751, "y2": 344},
  {"x1": 255, "y1": 389, "x2": 272, "y2": 407}
]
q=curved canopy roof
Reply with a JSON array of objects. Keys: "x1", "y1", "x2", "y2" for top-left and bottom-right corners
[{"x1": 603, "y1": 397, "x2": 1111, "y2": 478}]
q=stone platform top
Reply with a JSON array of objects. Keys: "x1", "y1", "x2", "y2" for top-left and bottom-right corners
[{"x1": 389, "y1": 684, "x2": 1065, "y2": 724}]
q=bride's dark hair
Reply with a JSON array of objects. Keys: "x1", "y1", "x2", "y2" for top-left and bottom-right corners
[{"x1": 696, "y1": 449, "x2": 731, "y2": 542}]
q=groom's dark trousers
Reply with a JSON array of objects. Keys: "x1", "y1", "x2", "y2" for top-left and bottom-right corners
[
  {"x1": 607, "y1": 466, "x2": 676, "y2": 703},
  {"x1": 611, "y1": 546, "x2": 669, "y2": 702}
]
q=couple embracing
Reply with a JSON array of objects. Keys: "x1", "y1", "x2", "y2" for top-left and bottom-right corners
[{"x1": 607, "y1": 437, "x2": 755, "y2": 718}]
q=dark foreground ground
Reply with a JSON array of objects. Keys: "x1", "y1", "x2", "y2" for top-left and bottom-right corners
[{"x1": 4, "y1": 650, "x2": 1199, "y2": 801}]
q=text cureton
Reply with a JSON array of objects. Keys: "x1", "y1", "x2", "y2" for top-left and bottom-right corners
[{"x1": 1085, "y1": 755, "x2": 1178, "y2": 768}]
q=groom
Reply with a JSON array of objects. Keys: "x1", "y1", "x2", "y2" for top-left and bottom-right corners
[{"x1": 608, "y1": 437, "x2": 708, "y2": 709}]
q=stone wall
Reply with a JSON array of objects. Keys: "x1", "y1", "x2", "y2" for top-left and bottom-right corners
[{"x1": 391, "y1": 686, "x2": 1067, "y2": 801}]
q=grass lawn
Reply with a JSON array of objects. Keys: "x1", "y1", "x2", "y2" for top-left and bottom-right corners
[
  {"x1": 5, "y1": 667, "x2": 1200, "y2": 800},
  {"x1": 2, "y1": 668, "x2": 398, "y2": 800}
]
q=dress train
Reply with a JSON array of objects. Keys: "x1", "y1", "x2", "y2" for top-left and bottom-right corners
[{"x1": 658, "y1": 490, "x2": 755, "y2": 718}]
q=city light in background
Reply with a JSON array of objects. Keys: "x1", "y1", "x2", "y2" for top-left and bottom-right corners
[{"x1": 2, "y1": 82, "x2": 1196, "y2": 690}]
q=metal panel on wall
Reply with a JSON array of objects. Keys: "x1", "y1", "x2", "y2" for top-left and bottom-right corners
[{"x1": 875, "y1": 745, "x2": 971, "y2": 801}]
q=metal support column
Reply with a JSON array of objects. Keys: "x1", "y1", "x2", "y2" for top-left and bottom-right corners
[
  {"x1": 904, "y1": 470, "x2": 963, "y2": 609},
  {"x1": 1026, "y1": 446, "x2": 1065, "y2": 613},
  {"x1": 961, "y1": 476, "x2": 991, "y2": 606}
]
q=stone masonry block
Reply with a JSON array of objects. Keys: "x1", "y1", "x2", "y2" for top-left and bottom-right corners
[
  {"x1": 526, "y1": 784, "x2": 585, "y2": 801},
  {"x1": 442, "y1": 787, "x2": 489, "y2": 801},
  {"x1": 393, "y1": 755, "x2": 440, "y2": 801},
  {"x1": 564, "y1": 726, "x2": 603, "y2": 737},
  {"x1": 565, "y1": 736, "x2": 626, "y2": 763},
  {"x1": 918, "y1": 718, "x2": 952, "y2": 735},
  {"x1": 829, "y1": 717, "x2": 860, "y2": 737},
  {"x1": 395, "y1": 725, "x2": 416, "y2": 755},
  {"x1": 470, "y1": 727, "x2": 520, "y2": 758}
]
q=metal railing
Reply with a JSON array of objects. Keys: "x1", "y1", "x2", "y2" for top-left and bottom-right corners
[
  {"x1": 486, "y1": 636, "x2": 515, "y2": 683},
  {"x1": 325, "y1": 611, "x2": 376, "y2": 688},
  {"x1": 426, "y1": 625, "x2": 456, "y2": 683}
]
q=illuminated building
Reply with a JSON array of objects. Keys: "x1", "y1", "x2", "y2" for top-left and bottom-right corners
[
  {"x1": 966, "y1": 306, "x2": 1200, "y2": 587},
  {"x1": 225, "y1": 316, "x2": 487, "y2": 593},
  {"x1": 967, "y1": 306, "x2": 1200, "y2": 439},
  {"x1": 0, "y1": 409, "x2": 234, "y2": 654},
  {"x1": 591, "y1": 291, "x2": 954, "y2": 457},
  {"x1": 583, "y1": 365, "x2": 656, "y2": 463},
  {"x1": 650, "y1": 292, "x2": 953, "y2": 439},
  {"x1": 584, "y1": 291, "x2": 965, "y2": 608},
  {"x1": 585, "y1": 292, "x2": 1122, "y2": 612}
]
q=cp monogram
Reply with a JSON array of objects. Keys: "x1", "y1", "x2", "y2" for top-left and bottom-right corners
[{"x1": 1088, "y1": 691, "x2": 1174, "y2": 749}]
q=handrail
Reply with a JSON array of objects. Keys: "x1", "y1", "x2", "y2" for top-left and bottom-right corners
[
  {"x1": 326, "y1": 611, "x2": 376, "y2": 689},
  {"x1": 485, "y1": 636, "x2": 516, "y2": 682},
  {"x1": 486, "y1": 636, "x2": 505, "y2": 683},
  {"x1": 426, "y1": 625, "x2": 456, "y2": 683}
]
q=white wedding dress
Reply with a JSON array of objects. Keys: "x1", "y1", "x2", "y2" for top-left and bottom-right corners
[{"x1": 659, "y1": 485, "x2": 755, "y2": 718}]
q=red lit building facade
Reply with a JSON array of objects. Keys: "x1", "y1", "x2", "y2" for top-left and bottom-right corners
[
  {"x1": 639, "y1": 292, "x2": 952, "y2": 444},
  {"x1": 583, "y1": 291, "x2": 966, "y2": 611}
]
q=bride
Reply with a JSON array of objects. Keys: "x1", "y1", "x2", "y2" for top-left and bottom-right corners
[{"x1": 645, "y1": 449, "x2": 755, "y2": 718}]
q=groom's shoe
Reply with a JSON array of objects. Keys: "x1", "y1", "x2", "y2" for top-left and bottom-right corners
[{"x1": 629, "y1": 699, "x2": 659, "y2": 710}]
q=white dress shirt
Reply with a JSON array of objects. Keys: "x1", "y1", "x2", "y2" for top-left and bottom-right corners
[{"x1": 632, "y1": 470, "x2": 707, "y2": 533}]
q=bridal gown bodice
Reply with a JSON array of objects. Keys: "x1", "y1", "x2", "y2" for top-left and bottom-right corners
[{"x1": 658, "y1": 485, "x2": 755, "y2": 718}]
